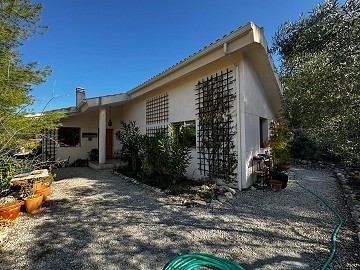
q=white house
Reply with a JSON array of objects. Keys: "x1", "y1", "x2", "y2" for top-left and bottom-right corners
[{"x1": 44, "y1": 22, "x2": 282, "y2": 190}]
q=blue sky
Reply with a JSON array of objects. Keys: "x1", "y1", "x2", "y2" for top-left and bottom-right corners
[{"x1": 22, "y1": 0, "x2": 328, "y2": 112}]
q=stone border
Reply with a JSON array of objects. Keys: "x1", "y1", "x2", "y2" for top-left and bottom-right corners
[
  {"x1": 334, "y1": 170, "x2": 360, "y2": 245},
  {"x1": 112, "y1": 170, "x2": 237, "y2": 208}
]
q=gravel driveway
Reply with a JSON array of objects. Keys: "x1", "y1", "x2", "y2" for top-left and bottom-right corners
[{"x1": 0, "y1": 167, "x2": 359, "y2": 270}]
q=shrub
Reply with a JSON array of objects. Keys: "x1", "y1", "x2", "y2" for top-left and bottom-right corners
[
  {"x1": 71, "y1": 159, "x2": 89, "y2": 167},
  {"x1": 140, "y1": 124, "x2": 192, "y2": 182},
  {"x1": 0, "y1": 158, "x2": 16, "y2": 195},
  {"x1": 115, "y1": 121, "x2": 143, "y2": 172},
  {"x1": 88, "y1": 149, "x2": 99, "y2": 161},
  {"x1": 268, "y1": 120, "x2": 292, "y2": 166}
]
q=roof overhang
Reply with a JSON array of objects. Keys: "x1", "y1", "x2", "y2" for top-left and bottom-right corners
[{"x1": 75, "y1": 93, "x2": 129, "y2": 113}]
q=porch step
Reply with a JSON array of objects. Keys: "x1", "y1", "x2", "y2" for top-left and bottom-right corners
[{"x1": 88, "y1": 160, "x2": 124, "y2": 170}]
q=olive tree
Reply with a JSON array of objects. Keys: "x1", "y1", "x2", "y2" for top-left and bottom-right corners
[{"x1": 272, "y1": 0, "x2": 360, "y2": 165}]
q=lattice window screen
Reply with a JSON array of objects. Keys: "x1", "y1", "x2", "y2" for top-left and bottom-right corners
[
  {"x1": 146, "y1": 93, "x2": 169, "y2": 124},
  {"x1": 146, "y1": 93, "x2": 169, "y2": 136},
  {"x1": 146, "y1": 125, "x2": 168, "y2": 136}
]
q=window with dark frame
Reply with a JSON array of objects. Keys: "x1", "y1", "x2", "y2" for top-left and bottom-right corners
[
  {"x1": 260, "y1": 117, "x2": 268, "y2": 148},
  {"x1": 58, "y1": 127, "x2": 80, "y2": 147},
  {"x1": 173, "y1": 121, "x2": 196, "y2": 148}
]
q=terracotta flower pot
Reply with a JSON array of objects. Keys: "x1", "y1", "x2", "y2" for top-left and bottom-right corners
[
  {"x1": 24, "y1": 194, "x2": 43, "y2": 214},
  {"x1": 35, "y1": 186, "x2": 51, "y2": 201},
  {"x1": 270, "y1": 180, "x2": 282, "y2": 192},
  {"x1": 0, "y1": 200, "x2": 24, "y2": 220},
  {"x1": 32, "y1": 181, "x2": 42, "y2": 192}
]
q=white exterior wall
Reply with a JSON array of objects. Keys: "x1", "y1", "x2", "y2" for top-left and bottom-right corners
[
  {"x1": 57, "y1": 111, "x2": 98, "y2": 162},
  {"x1": 123, "y1": 62, "x2": 234, "y2": 179},
  {"x1": 243, "y1": 56, "x2": 276, "y2": 188},
  {"x1": 58, "y1": 107, "x2": 124, "y2": 163}
]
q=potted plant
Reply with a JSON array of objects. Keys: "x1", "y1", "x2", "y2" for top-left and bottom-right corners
[
  {"x1": 23, "y1": 194, "x2": 43, "y2": 214},
  {"x1": 268, "y1": 120, "x2": 292, "y2": 189},
  {"x1": 20, "y1": 180, "x2": 43, "y2": 214},
  {"x1": 269, "y1": 180, "x2": 282, "y2": 192},
  {"x1": 32, "y1": 174, "x2": 54, "y2": 201},
  {"x1": 268, "y1": 120, "x2": 292, "y2": 171},
  {"x1": 0, "y1": 196, "x2": 24, "y2": 221}
]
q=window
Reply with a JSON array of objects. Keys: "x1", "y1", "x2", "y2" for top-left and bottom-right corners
[
  {"x1": 173, "y1": 121, "x2": 196, "y2": 148},
  {"x1": 260, "y1": 118, "x2": 268, "y2": 148},
  {"x1": 58, "y1": 127, "x2": 80, "y2": 147}
]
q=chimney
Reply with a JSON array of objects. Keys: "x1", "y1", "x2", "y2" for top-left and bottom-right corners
[{"x1": 76, "y1": 87, "x2": 85, "y2": 106}]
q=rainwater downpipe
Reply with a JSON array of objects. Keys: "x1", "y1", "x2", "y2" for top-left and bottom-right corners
[{"x1": 224, "y1": 43, "x2": 245, "y2": 191}]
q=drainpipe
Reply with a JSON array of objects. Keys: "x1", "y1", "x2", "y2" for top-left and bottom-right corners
[{"x1": 224, "y1": 43, "x2": 245, "y2": 191}]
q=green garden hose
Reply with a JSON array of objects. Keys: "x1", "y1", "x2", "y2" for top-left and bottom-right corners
[
  {"x1": 292, "y1": 170, "x2": 343, "y2": 270},
  {"x1": 163, "y1": 253, "x2": 245, "y2": 270},
  {"x1": 163, "y1": 170, "x2": 343, "y2": 270}
]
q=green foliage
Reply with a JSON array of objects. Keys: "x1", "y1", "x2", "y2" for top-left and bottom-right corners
[
  {"x1": 88, "y1": 148, "x2": 99, "y2": 161},
  {"x1": 161, "y1": 124, "x2": 192, "y2": 180},
  {"x1": 71, "y1": 158, "x2": 89, "y2": 167},
  {"x1": 141, "y1": 124, "x2": 192, "y2": 182},
  {"x1": 19, "y1": 179, "x2": 34, "y2": 198},
  {"x1": 0, "y1": 157, "x2": 16, "y2": 193},
  {"x1": 290, "y1": 129, "x2": 340, "y2": 162},
  {"x1": 141, "y1": 131, "x2": 168, "y2": 175},
  {"x1": 38, "y1": 174, "x2": 54, "y2": 186},
  {"x1": 115, "y1": 121, "x2": 143, "y2": 172},
  {"x1": 0, "y1": 1, "x2": 64, "y2": 195},
  {"x1": 272, "y1": 0, "x2": 360, "y2": 165},
  {"x1": 268, "y1": 120, "x2": 292, "y2": 166},
  {"x1": 116, "y1": 122, "x2": 192, "y2": 182}
]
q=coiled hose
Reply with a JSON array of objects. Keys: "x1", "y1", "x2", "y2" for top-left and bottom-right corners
[
  {"x1": 163, "y1": 253, "x2": 245, "y2": 270},
  {"x1": 163, "y1": 170, "x2": 342, "y2": 270}
]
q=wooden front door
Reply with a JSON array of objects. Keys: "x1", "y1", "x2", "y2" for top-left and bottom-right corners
[{"x1": 106, "y1": 129, "x2": 113, "y2": 159}]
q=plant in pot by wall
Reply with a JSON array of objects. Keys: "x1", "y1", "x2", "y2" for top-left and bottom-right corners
[
  {"x1": 268, "y1": 120, "x2": 292, "y2": 189},
  {"x1": 34, "y1": 185, "x2": 50, "y2": 201},
  {"x1": 268, "y1": 120, "x2": 292, "y2": 171},
  {"x1": 269, "y1": 180, "x2": 282, "y2": 192}
]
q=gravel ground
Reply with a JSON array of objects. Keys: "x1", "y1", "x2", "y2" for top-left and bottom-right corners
[{"x1": 0, "y1": 167, "x2": 359, "y2": 270}]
